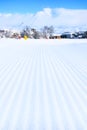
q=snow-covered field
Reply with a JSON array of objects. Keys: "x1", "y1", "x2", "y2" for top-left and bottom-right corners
[{"x1": 0, "y1": 39, "x2": 87, "y2": 130}]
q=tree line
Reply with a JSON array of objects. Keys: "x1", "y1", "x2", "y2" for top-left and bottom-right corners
[{"x1": 20, "y1": 26, "x2": 54, "y2": 39}]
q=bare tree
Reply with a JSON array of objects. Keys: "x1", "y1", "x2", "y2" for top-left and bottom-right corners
[
  {"x1": 41, "y1": 26, "x2": 54, "y2": 38},
  {"x1": 33, "y1": 31, "x2": 40, "y2": 39},
  {"x1": 48, "y1": 26, "x2": 54, "y2": 37},
  {"x1": 21, "y1": 26, "x2": 31, "y2": 38}
]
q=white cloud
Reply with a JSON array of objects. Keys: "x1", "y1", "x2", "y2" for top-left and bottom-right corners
[{"x1": 0, "y1": 8, "x2": 87, "y2": 31}]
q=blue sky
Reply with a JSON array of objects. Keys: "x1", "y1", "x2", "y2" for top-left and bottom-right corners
[
  {"x1": 0, "y1": 0, "x2": 87, "y2": 30},
  {"x1": 0, "y1": 0, "x2": 87, "y2": 13}
]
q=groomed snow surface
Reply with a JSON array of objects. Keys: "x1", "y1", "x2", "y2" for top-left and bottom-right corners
[{"x1": 0, "y1": 39, "x2": 87, "y2": 130}]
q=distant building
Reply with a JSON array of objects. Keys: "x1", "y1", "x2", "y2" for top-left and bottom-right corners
[
  {"x1": 77, "y1": 31, "x2": 86, "y2": 38},
  {"x1": 61, "y1": 32, "x2": 74, "y2": 38},
  {"x1": 49, "y1": 34, "x2": 61, "y2": 39}
]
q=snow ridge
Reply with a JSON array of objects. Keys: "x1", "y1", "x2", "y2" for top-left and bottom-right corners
[{"x1": 0, "y1": 39, "x2": 87, "y2": 130}]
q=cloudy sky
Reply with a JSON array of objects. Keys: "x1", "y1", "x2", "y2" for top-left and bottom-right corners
[{"x1": 0, "y1": 0, "x2": 87, "y2": 30}]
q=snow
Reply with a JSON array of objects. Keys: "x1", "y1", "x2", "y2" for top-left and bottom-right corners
[{"x1": 0, "y1": 39, "x2": 87, "y2": 130}]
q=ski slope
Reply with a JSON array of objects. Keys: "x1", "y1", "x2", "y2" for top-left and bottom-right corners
[{"x1": 0, "y1": 39, "x2": 87, "y2": 130}]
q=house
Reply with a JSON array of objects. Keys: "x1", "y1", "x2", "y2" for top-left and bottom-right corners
[
  {"x1": 49, "y1": 34, "x2": 61, "y2": 39},
  {"x1": 61, "y1": 32, "x2": 74, "y2": 38}
]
